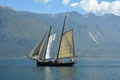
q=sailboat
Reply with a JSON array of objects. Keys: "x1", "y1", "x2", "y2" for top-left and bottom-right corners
[{"x1": 28, "y1": 14, "x2": 76, "y2": 66}]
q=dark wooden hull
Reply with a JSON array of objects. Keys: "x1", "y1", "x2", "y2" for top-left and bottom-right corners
[{"x1": 37, "y1": 61, "x2": 75, "y2": 66}]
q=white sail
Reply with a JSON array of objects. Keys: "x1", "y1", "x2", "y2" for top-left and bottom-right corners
[{"x1": 45, "y1": 33, "x2": 56, "y2": 59}]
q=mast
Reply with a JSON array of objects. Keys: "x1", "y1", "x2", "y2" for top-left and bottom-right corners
[
  {"x1": 72, "y1": 29, "x2": 75, "y2": 57},
  {"x1": 56, "y1": 14, "x2": 67, "y2": 60},
  {"x1": 43, "y1": 26, "x2": 52, "y2": 60}
]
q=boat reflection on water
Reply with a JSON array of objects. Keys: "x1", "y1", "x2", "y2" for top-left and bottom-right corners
[
  {"x1": 58, "y1": 67, "x2": 75, "y2": 80},
  {"x1": 44, "y1": 67, "x2": 53, "y2": 80},
  {"x1": 33, "y1": 66, "x2": 75, "y2": 80}
]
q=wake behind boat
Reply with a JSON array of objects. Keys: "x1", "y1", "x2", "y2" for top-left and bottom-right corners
[{"x1": 28, "y1": 14, "x2": 76, "y2": 66}]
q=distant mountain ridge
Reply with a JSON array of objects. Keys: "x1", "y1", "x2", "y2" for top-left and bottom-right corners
[{"x1": 0, "y1": 6, "x2": 120, "y2": 59}]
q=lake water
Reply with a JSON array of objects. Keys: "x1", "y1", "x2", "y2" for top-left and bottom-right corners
[{"x1": 0, "y1": 58, "x2": 120, "y2": 80}]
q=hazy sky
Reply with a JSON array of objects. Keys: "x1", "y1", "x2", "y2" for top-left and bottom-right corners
[{"x1": 0, "y1": 0, "x2": 120, "y2": 16}]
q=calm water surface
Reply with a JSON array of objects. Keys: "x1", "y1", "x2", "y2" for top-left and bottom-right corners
[{"x1": 0, "y1": 59, "x2": 120, "y2": 80}]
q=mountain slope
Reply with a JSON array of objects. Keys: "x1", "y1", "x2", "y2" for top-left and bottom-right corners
[{"x1": 0, "y1": 6, "x2": 120, "y2": 59}]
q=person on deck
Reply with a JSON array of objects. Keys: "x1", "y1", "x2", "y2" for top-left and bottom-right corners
[{"x1": 70, "y1": 58, "x2": 74, "y2": 63}]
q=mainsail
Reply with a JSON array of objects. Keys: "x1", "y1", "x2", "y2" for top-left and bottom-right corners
[
  {"x1": 28, "y1": 32, "x2": 47, "y2": 60},
  {"x1": 45, "y1": 33, "x2": 56, "y2": 59},
  {"x1": 58, "y1": 29, "x2": 74, "y2": 58}
]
